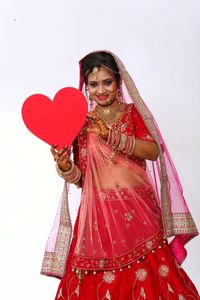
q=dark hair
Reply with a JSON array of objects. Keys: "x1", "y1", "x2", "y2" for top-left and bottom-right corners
[{"x1": 81, "y1": 52, "x2": 120, "y2": 86}]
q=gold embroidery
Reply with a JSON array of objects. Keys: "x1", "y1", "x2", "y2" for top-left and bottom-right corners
[
  {"x1": 111, "y1": 52, "x2": 198, "y2": 239},
  {"x1": 135, "y1": 268, "x2": 148, "y2": 281},
  {"x1": 140, "y1": 287, "x2": 146, "y2": 299},
  {"x1": 105, "y1": 290, "x2": 111, "y2": 300},
  {"x1": 145, "y1": 240, "x2": 153, "y2": 249},
  {"x1": 99, "y1": 259, "x2": 105, "y2": 268},
  {"x1": 172, "y1": 213, "x2": 197, "y2": 234},
  {"x1": 81, "y1": 148, "x2": 87, "y2": 157},
  {"x1": 167, "y1": 283, "x2": 174, "y2": 293},
  {"x1": 124, "y1": 212, "x2": 133, "y2": 221},
  {"x1": 57, "y1": 288, "x2": 65, "y2": 300},
  {"x1": 179, "y1": 295, "x2": 186, "y2": 300},
  {"x1": 102, "y1": 271, "x2": 116, "y2": 284},
  {"x1": 41, "y1": 182, "x2": 72, "y2": 277},
  {"x1": 75, "y1": 269, "x2": 84, "y2": 297},
  {"x1": 71, "y1": 232, "x2": 163, "y2": 270},
  {"x1": 93, "y1": 221, "x2": 98, "y2": 231},
  {"x1": 158, "y1": 264, "x2": 169, "y2": 277}
]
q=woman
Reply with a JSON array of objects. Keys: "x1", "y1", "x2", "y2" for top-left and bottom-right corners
[{"x1": 41, "y1": 51, "x2": 199, "y2": 299}]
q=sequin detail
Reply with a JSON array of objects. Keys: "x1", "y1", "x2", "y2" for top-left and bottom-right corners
[{"x1": 103, "y1": 271, "x2": 116, "y2": 284}]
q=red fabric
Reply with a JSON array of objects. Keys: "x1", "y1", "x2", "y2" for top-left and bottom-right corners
[
  {"x1": 55, "y1": 103, "x2": 200, "y2": 299},
  {"x1": 75, "y1": 51, "x2": 199, "y2": 271},
  {"x1": 76, "y1": 104, "x2": 156, "y2": 183},
  {"x1": 41, "y1": 51, "x2": 198, "y2": 284},
  {"x1": 55, "y1": 217, "x2": 199, "y2": 299}
]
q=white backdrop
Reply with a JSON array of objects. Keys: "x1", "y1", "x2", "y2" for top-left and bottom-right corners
[{"x1": 0, "y1": 0, "x2": 199, "y2": 299}]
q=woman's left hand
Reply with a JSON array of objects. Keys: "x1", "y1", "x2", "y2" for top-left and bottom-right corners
[{"x1": 87, "y1": 112, "x2": 109, "y2": 140}]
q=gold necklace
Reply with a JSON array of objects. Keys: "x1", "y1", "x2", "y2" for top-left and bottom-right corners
[
  {"x1": 101, "y1": 108, "x2": 111, "y2": 115},
  {"x1": 96, "y1": 101, "x2": 126, "y2": 164},
  {"x1": 95, "y1": 101, "x2": 126, "y2": 126},
  {"x1": 95, "y1": 100, "x2": 123, "y2": 118}
]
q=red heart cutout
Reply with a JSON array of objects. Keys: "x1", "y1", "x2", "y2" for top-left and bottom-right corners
[{"x1": 22, "y1": 87, "x2": 88, "y2": 150}]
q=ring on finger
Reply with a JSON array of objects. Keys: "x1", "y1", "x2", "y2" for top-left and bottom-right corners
[{"x1": 54, "y1": 155, "x2": 59, "y2": 161}]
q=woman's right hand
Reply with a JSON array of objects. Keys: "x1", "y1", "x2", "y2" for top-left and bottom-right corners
[
  {"x1": 87, "y1": 112, "x2": 109, "y2": 140},
  {"x1": 50, "y1": 145, "x2": 71, "y2": 172}
]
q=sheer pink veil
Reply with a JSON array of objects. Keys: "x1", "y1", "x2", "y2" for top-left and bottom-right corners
[
  {"x1": 72, "y1": 132, "x2": 163, "y2": 270},
  {"x1": 79, "y1": 50, "x2": 198, "y2": 265}
]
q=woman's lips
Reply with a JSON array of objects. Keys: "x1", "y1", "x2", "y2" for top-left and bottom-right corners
[{"x1": 96, "y1": 95, "x2": 109, "y2": 101}]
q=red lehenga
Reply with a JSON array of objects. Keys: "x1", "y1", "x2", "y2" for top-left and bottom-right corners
[
  {"x1": 55, "y1": 228, "x2": 199, "y2": 300},
  {"x1": 53, "y1": 104, "x2": 199, "y2": 300},
  {"x1": 40, "y1": 51, "x2": 199, "y2": 299}
]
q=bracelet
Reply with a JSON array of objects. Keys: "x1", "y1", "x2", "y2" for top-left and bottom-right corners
[
  {"x1": 106, "y1": 129, "x2": 136, "y2": 156},
  {"x1": 127, "y1": 137, "x2": 133, "y2": 154},
  {"x1": 56, "y1": 160, "x2": 75, "y2": 176},
  {"x1": 128, "y1": 137, "x2": 136, "y2": 155},
  {"x1": 116, "y1": 134, "x2": 127, "y2": 151},
  {"x1": 56, "y1": 160, "x2": 81, "y2": 185},
  {"x1": 111, "y1": 131, "x2": 116, "y2": 145},
  {"x1": 123, "y1": 136, "x2": 131, "y2": 153},
  {"x1": 113, "y1": 131, "x2": 121, "y2": 148},
  {"x1": 68, "y1": 170, "x2": 82, "y2": 184}
]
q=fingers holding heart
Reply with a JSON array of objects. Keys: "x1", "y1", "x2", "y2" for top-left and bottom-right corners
[
  {"x1": 51, "y1": 145, "x2": 69, "y2": 162},
  {"x1": 57, "y1": 151, "x2": 69, "y2": 165},
  {"x1": 51, "y1": 145, "x2": 59, "y2": 161},
  {"x1": 50, "y1": 145, "x2": 71, "y2": 171}
]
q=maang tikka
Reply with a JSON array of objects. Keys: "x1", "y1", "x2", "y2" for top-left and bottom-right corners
[{"x1": 92, "y1": 67, "x2": 99, "y2": 80}]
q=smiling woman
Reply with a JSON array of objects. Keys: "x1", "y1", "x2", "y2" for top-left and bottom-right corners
[
  {"x1": 87, "y1": 67, "x2": 118, "y2": 106},
  {"x1": 41, "y1": 51, "x2": 199, "y2": 300}
]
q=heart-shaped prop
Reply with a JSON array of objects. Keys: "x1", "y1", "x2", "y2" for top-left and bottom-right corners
[{"x1": 22, "y1": 87, "x2": 88, "y2": 150}]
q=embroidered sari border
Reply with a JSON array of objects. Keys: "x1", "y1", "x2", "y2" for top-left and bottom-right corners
[
  {"x1": 41, "y1": 224, "x2": 71, "y2": 277},
  {"x1": 171, "y1": 213, "x2": 198, "y2": 235},
  {"x1": 41, "y1": 183, "x2": 72, "y2": 278},
  {"x1": 71, "y1": 232, "x2": 163, "y2": 271}
]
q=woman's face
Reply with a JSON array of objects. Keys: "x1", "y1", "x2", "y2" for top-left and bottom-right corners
[{"x1": 87, "y1": 67, "x2": 118, "y2": 107}]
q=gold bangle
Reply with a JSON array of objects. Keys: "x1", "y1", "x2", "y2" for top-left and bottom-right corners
[
  {"x1": 129, "y1": 138, "x2": 136, "y2": 155},
  {"x1": 56, "y1": 160, "x2": 74, "y2": 177},
  {"x1": 68, "y1": 170, "x2": 82, "y2": 184},
  {"x1": 116, "y1": 134, "x2": 127, "y2": 151}
]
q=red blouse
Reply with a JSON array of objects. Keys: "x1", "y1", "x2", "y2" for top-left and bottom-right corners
[{"x1": 73, "y1": 103, "x2": 156, "y2": 180}]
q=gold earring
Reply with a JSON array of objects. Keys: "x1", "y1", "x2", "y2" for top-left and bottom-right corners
[
  {"x1": 117, "y1": 89, "x2": 121, "y2": 99},
  {"x1": 89, "y1": 95, "x2": 94, "y2": 110}
]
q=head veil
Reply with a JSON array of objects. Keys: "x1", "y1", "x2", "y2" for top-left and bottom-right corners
[{"x1": 41, "y1": 50, "x2": 198, "y2": 278}]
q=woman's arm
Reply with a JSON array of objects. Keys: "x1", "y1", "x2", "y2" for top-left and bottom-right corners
[
  {"x1": 55, "y1": 160, "x2": 82, "y2": 186},
  {"x1": 87, "y1": 111, "x2": 160, "y2": 162},
  {"x1": 130, "y1": 105, "x2": 159, "y2": 161},
  {"x1": 133, "y1": 139, "x2": 159, "y2": 161},
  {"x1": 50, "y1": 145, "x2": 82, "y2": 186}
]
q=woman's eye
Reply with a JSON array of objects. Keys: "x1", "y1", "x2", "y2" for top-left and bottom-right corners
[
  {"x1": 89, "y1": 82, "x2": 97, "y2": 88},
  {"x1": 104, "y1": 80, "x2": 112, "y2": 86}
]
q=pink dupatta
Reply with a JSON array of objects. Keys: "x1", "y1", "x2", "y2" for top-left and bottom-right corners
[{"x1": 71, "y1": 132, "x2": 164, "y2": 270}]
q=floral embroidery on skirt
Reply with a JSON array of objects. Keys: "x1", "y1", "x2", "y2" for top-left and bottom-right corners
[{"x1": 55, "y1": 240, "x2": 199, "y2": 300}]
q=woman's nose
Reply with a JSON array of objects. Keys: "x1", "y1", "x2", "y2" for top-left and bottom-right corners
[{"x1": 97, "y1": 84, "x2": 105, "y2": 94}]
